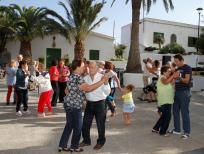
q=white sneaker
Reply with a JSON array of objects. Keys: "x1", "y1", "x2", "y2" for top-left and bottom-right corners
[
  {"x1": 22, "y1": 110, "x2": 31, "y2": 115},
  {"x1": 168, "y1": 129, "x2": 181, "y2": 135},
  {"x1": 16, "y1": 111, "x2": 23, "y2": 117},
  {"x1": 181, "y1": 134, "x2": 190, "y2": 139}
]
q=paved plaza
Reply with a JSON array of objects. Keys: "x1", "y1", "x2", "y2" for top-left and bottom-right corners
[{"x1": 0, "y1": 78, "x2": 204, "y2": 154}]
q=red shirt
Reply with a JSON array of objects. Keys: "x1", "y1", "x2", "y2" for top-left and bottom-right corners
[
  {"x1": 58, "y1": 66, "x2": 70, "y2": 82},
  {"x1": 49, "y1": 66, "x2": 59, "y2": 81}
]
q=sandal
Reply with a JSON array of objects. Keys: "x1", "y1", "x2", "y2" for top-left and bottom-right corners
[{"x1": 58, "y1": 147, "x2": 69, "y2": 152}]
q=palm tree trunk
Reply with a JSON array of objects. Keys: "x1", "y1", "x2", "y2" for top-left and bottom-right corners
[
  {"x1": 159, "y1": 43, "x2": 161, "y2": 50},
  {"x1": 126, "y1": 0, "x2": 142, "y2": 73},
  {"x1": 74, "y1": 40, "x2": 85, "y2": 60},
  {"x1": 19, "y1": 40, "x2": 32, "y2": 62}
]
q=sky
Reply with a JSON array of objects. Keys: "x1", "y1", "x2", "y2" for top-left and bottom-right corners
[{"x1": 1, "y1": 0, "x2": 204, "y2": 43}]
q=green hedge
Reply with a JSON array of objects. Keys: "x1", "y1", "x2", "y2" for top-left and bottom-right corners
[{"x1": 159, "y1": 43, "x2": 185, "y2": 54}]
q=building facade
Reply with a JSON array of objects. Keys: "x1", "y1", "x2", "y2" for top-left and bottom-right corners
[
  {"x1": 121, "y1": 18, "x2": 203, "y2": 58},
  {"x1": 6, "y1": 32, "x2": 114, "y2": 67}
]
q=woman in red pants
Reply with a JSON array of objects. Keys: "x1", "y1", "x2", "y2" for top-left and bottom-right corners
[{"x1": 31, "y1": 63, "x2": 53, "y2": 117}]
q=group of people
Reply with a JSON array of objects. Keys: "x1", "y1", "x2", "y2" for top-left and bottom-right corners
[
  {"x1": 3, "y1": 53, "x2": 192, "y2": 152},
  {"x1": 58, "y1": 60, "x2": 136, "y2": 152},
  {"x1": 142, "y1": 54, "x2": 192, "y2": 140},
  {"x1": 4, "y1": 55, "x2": 136, "y2": 152},
  {"x1": 5, "y1": 54, "x2": 70, "y2": 117}
]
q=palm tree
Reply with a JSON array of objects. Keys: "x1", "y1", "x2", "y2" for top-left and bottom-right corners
[
  {"x1": 51, "y1": 0, "x2": 107, "y2": 60},
  {"x1": 0, "y1": 4, "x2": 61, "y2": 61},
  {"x1": 154, "y1": 33, "x2": 165, "y2": 50},
  {"x1": 112, "y1": 0, "x2": 174, "y2": 73},
  {"x1": 0, "y1": 12, "x2": 16, "y2": 54}
]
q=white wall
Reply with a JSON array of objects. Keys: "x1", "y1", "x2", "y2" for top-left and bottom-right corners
[
  {"x1": 85, "y1": 33, "x2": 115, "y2": 61},
  {"x1": 121, "y1": 24, "x2": 131, "y2": 58},
  {"x1": 121, "y1": 18, "x2": 201, "y2": 58},
  {"x1": 6, "y1": 32, "x2": 114, "y2": 63},
  {"x1": 143, "y1": 19, "x2": 197, "y2": 53}
]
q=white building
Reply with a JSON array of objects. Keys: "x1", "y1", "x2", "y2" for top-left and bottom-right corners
[
  {"x1": 6, "y1": 31, "x2": 114, "y2": 67},
  {"x1": 121, "y1": 18, "x2": 203, "y2": 58}
]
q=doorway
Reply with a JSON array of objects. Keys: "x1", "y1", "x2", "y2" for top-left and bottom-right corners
[{"x1": 46, "y1": 48, "x2": 61, "y2": 68}]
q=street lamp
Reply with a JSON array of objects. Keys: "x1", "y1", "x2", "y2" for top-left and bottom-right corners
[{"x1": 196, "y1": 7, "x2": 203, "y2": 53}]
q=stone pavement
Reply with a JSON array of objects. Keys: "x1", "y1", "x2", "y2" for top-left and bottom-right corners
[{"x1": 0, "y1": 78, "x2": 204, "y2": 154}]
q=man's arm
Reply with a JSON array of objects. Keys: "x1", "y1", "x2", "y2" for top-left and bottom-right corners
[{"x1": 180, "y1": 74, "x2": 190, "y2": 84}]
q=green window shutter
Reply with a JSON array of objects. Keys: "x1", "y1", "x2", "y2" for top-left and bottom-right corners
[{"x1": 89, "y1": 50, "x2": 99, "y2": 60}]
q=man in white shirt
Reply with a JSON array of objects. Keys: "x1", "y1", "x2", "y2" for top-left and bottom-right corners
[
  {"x1": 80, "y1": 61, "x2": 110, "y2": 150},
  {"x1": 138, "y1": 58, "x2": 153, "y2": 101}
]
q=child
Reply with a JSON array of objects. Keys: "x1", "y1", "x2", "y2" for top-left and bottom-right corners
[
  {"x1": 31, "y1": 63, "x2": 53, "y2": 117},
  {"x1": 121, "y1": 84, "x2": 135, "y2": 125},
  {"x1": 6, "y1": 60, "x2": 17, "y2": 105}
]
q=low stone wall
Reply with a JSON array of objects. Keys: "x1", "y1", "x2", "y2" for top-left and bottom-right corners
[{"x1": 123, "y1": 73, "x2": 204, "y2": 92}]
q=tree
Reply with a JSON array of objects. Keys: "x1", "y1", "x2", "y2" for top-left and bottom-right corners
[
  {"x1": 112, "y1": 0, "x2": 174, "y2": 73},
  {"x1": 114, "y1": 44, "x2": 126, "y2": 58},
  {"x1": 154, "y1": 33, "x2": 165, "y2": 50},
  {"x1": 0, "y1": 12, "x2": 16, "y2": 54},
  {"x1": 0, "y1": 4, "x2": 60, "y2": 61},
  {"x1": 55, "y1": 0, "x2": 107, "y2": 60}
]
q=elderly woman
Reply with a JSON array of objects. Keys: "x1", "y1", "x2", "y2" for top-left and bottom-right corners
[{"x1": 58, "y1": 59, "x2": 108, "y2": 153}]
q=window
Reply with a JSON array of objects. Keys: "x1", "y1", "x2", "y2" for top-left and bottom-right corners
[
  {"x1": 170, "y1": 34, "x2": 177, "y2": 43},
  {"x1": 188, "y1": 37, "x2": 197, "y2": 47},
  {"x1": 89, "y1": 50, "x2": 99, "y2": 60},
  {"x1": 153, "y1": 32, "x2": 164, "y2": 43}
]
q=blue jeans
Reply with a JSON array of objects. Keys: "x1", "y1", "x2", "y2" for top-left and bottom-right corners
[
  {"x1": 173, "y1": 89, "x2": 191, "y2": 134},
  {"x1": 59, "y1": 108, "x2": 82, "y2": 149}
]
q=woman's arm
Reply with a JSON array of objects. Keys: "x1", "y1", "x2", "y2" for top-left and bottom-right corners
[
  {"x1": 79, "y1": 75, "x2": 108, "y2": 92},
  {"x1": 113, "y1": 75, "x2": 121, "y2": 89},
  {"x1": 161, "y1": 74, "x2": 174, "y2": 85}
]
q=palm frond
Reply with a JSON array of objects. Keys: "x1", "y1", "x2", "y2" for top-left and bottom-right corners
[{"x1": 88, "y1": 17, "x2": 107, "y2": 33}]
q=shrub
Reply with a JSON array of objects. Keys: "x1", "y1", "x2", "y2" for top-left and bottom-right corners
[
  {"x1": 38, "y1": 57, "x2": 45, "y2": 64},
  {"x1": 159, "y1": 43, "x2": 185, "y2": 54},
  {"x1": 110, "y1": 56, "x2": 126, "y2": 61},
  {"x1": 144, "y1": 46, "x2": 158, "y2": 52},
  {"x1": 114, "y1": 44, "x2": 126, "y2": 58}
]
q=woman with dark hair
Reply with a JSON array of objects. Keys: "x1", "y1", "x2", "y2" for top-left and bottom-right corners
[
  {"x1": 58, "y1": 59, "x2": 108, "y2": 152},
  {"x1": 49, "y1": 60, "x2": 59, "y2": 107},
  {"x1": 104, "y1": 61, "x2": 121, "y2": 116},
  {"x1": 152, "y1": 65, "x2": 175, "y2": 136},
  {"x1": 15, "y1": 60, "x2": 30, "y2": 116}
]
